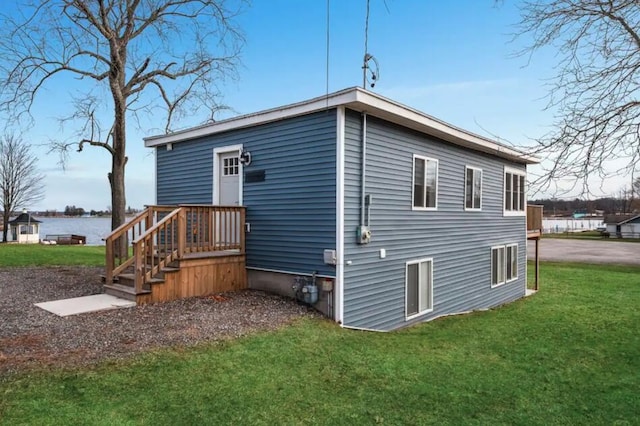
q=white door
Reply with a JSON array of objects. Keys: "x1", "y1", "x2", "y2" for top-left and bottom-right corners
[
  {"x1": 218, "y1": 151, "x2": 240, "y2": 205},
  {"x1": 214, "y1": 149, "x2": 242, "y2": 249}
]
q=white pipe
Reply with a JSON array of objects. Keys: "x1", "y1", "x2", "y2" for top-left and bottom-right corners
[{"x1": 360, "y1": 113, "x2": 367, "y2": 225}]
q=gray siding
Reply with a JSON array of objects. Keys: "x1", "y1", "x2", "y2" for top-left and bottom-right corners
[
  {"x1": 343, "y1": 110, "x2": 527, "y2": 331},
  {"x1": 156, "y1": 110, "x2": 337, "y2": 276}
]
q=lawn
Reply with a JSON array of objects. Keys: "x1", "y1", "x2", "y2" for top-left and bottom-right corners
[
  {"x1": 0, "y1": 244, "x2": 105, "y2": 267},
  {"x1": 1, "y1": 262, "x2": 638, "y2": 425}
]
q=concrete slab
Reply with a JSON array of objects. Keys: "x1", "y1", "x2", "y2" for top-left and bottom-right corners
[{"x1": 35, "y1": 294, "x2": 136, "y2": 317}]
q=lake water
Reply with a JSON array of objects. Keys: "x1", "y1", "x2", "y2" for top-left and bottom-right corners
[
  {"x1": 36, "y1": 217, "x2": 116, "y2": 245},
  {"x1": 25, "y1": 215, "x2": 606, "y2": 244}
]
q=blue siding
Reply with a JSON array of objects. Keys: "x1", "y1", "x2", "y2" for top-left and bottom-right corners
[
  {"x1": 343, "y1": 110, "x2": 527, "y2": 331},
  {"x1": 156, "y1": 110, "x2": 337, "y2": 276}
]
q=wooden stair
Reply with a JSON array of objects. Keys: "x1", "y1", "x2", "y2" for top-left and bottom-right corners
[{"x1": 103, "y1": 205, "x2": 247, "y2": 304}]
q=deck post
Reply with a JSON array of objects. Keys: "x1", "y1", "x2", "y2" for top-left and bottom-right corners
[
  {"x1": 178, "y1": 208, "x2": 186, "y2": 259},
  {"x1": 105, "y1": 238, "x2": 114, "y2": 285},
  {"x1": 535, "y1": 237, "x2": 540, "y2": 291},
  {"x1": 134, "y1": 242, "x2": 144, "y2": 294},
  {"x1": 240, "y1": 208, "x2": 246, "y2": 253}
]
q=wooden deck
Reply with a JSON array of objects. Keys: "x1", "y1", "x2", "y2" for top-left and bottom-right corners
[{"x1": 103, "y1": 205, "x2": 247, "y2": 304}]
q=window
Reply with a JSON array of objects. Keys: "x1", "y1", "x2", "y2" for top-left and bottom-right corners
[
  {"x1": 223, "y1": 157, "x2": 239, "y2": 176},
  {"x1": 491, "y1": 246, "x2": 505, "y2": 286},
  {"x1": 465, "y1": 166, "x2": 482, "y2": 210},
  {"x1": 413, "y1": 155, "x2": 438, "y2": 210},
  {"x1": 506, "y1": 244, "x2": 518, "y2": 281},
  {"x1": 406, "y1": 258, "x2": 434, "y2": 318},
  {"x1": 491, "y1": 244, "x2": 518, "y2": 287},
  {"x1": 504, "y1": 167, "x2": 526, "y2": 215}
]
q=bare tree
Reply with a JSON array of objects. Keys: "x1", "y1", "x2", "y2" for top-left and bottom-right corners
[
  {"x1": 0, "y1": 1, "x2": 245, "y2": 232},
  {"x1": 514, "y1": 0, "x2": 640, "y2": 196},
  {"x1": 0, "y1": 135, "x2": 45, "y2": 242}
]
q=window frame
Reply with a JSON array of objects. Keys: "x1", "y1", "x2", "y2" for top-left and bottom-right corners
[
  {"x1": 405, "y1": 257, "x2": 434, "y2": 320},
  {"x1": 412, "y1": 154, "x2": 439, "y2": 211},
  {"x1": 223, "y1": 156, "x2": 240, "y2": 176},
  {"x1": 491, "y1": 243, "x2": 519, "y2": 288},
  {"x1": 504, "y1": 167, "x2": 526, "y2": 216},
  {"x1": 464, "y1": 166, "x2": 483, "y2": 211},
  {"x1": 491, "y1": 245, "x2": 506, "y2": 287},
  {"x1": 506, "y1": 243, "x2": 518, "y2": 282}
]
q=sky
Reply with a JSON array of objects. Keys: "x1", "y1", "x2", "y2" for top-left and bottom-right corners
[{"x1": 4, "y1": 0, "x2": 629, "y2": 211}]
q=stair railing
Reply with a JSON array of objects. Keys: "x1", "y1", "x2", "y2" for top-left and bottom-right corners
[
  {"x1": 104, "y1": 205, "x2": 176, "y2": 285},
  {"x1": 132, "y1": 207, "x2": 183, "y2": 294}
]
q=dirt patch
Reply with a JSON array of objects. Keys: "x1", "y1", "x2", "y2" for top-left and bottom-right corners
[{"x1": 0, "y1": 266, "x2": 318, "y2": 375}]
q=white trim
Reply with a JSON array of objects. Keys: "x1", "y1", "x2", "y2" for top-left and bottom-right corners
[
  {"x1": 144, "y1": 87, "x2": 539, "y2": 165},
  {"x1": 411, "y1": 154, "x2": 438, "y2": 211},
  {"x1": 503, "y1": 166, "x2": 527, "y2": 217},
  {"x1": 153, "y1": 147, "x2": 158, "y2": 205},
  {"x1": 246, "y1": 267, "x2": 335, "y2": 279},
  {"x1": 405, "y1": 257, "x2": 434, "y2": 320},
  {"x1": 464, "y1": 166, "x2": 483, "y2": 211},
  {"x1": 213, "y1": 144, "x2": 244, "y2": 205},
  {"x1": 341, "y1": 324, "x2": 389, "y2": 333},
  {"x1": 335, "y1": 106, "x2": 346, "y2": 325}
]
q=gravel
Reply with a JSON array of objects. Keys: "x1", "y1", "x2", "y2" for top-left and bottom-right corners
[{"x1": 0, "y1": 266, "x2": 318, "y2": 375}]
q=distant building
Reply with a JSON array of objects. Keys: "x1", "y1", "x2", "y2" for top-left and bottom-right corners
[
  {"x1": 603, "y1": 214, "x2": 640, "y2": 238},
  {"x1": 8, "y1": 210, "x2": 41, "y2": 244}
]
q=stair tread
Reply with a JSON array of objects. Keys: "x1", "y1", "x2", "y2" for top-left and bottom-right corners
[
  {"x1": 117, "y1": 273, "x2": 165, "y2": 284},
  {"x1": 104, "y1": 283, "x2": 151, "y2": 295}
]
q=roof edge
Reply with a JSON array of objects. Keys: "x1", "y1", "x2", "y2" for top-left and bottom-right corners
[{"x1": 144, "y1": 87, "x2": 539, "y2": 165}]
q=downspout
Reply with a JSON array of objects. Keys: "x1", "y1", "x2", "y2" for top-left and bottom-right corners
[{"x1": 360, "y1": 112, "x2": 367, "y2": 226}]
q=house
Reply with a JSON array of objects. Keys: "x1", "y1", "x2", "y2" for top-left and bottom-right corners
[
  {"x1": 8, "y1": 210, "x2": 41, "y2": 244},
  {"x1": 106, "y1": 87, "x2": 539, "y2": 332},
  {"x1": 603, "y1": 214, "x2": 640, "y2": 238}
]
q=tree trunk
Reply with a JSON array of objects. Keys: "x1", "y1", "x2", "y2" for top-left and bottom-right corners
[
  {"x1": 109, "y1": 38, "x2": 127, "y2": 232},
  {"x1": 1, "y1": 210, "x2": 9, "y2": 242}
]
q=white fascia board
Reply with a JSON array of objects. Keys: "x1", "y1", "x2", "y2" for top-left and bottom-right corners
[
  {"x1": 347, "y1": 89, "x2": 540, "y2": 165},
  {"x1": 145, "y1": 87, "x2": 539, "y2": 165}
]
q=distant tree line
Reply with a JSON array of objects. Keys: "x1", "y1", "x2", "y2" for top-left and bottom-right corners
[
  {"x1": 40, "y1": 205, "x2": 142, "y2": 217},
  {"x1": 531, "y1": 197, "x2": 640, "y2": 217},
  {"x1": 533, "y1": 178, "x2": 640, "y2": 216}
]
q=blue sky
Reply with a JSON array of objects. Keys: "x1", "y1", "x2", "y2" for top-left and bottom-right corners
[{"x1": 12, "y1": 0, "x2": 625, "y2": 211}]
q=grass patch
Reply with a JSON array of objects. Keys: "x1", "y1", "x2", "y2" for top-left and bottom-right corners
[
  {"x1": 0, "y1": 244, "x2": 105, "y2": 267},
  {"x1": 1, "y1": 262, "x2": 639, "y2": 424}
]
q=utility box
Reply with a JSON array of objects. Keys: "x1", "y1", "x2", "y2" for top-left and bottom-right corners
[
  {"x1": 323, "y1": 249, "x2": 336, "y2": 265},
  {"x1": 356, "y1": 225, "x2": 371, "y2": 244}
]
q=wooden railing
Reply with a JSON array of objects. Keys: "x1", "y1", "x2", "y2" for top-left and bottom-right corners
[
  {"x1": 104, "y1": 205, "x2": 246, "y2": 292},
  {"x1": 527, "y1": 204, "x2": 543, "y2": 233},
  {"x1": 104, "y1": 206, "x2": 176, "y2": 285}
]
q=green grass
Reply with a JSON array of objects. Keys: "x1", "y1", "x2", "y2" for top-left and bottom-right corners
[
  {"x1": 1, "y1": 262, "x2": 639, "y2": 424},
  {"x1": 0, "y1": 244, "x2": 105, "y2": 267}
]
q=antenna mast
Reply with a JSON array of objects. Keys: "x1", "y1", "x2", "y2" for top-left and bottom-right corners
[{"x1": 362, "y1": 0, "x2": 380, "y2": 89}]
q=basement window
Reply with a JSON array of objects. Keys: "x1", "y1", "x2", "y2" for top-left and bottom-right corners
[
  {"x1": 406, "y1": 258, "x2": 434, "y2": 319},
  {"x1": 491, "y1": 243, "x2": 518, "y2": 287}
]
